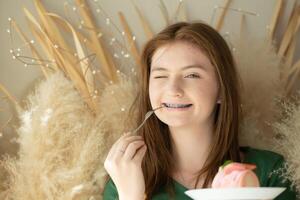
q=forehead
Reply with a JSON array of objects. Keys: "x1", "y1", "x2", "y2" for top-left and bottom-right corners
[{"x1": 151, "y1": 41, "x2": 212, "y2": 71}]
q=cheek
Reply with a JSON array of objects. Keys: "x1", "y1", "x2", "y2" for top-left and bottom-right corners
[
  {"x1": 195, "y1": 81, "x2": 219, "y2": 102},
  {"x1": 148, "y1": 81, "x2": 158, "y2": 105}
]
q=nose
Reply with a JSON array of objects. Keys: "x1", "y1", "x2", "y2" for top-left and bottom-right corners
[{"x1": 165, "y1": 78, "x2": 184, "y2": 98}]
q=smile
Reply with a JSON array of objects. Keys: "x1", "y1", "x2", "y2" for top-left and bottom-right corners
[{"x1": 162, "y1": 103, "x2": 193, "y2": 110}]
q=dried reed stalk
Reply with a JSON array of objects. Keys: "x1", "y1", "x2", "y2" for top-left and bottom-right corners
[
  {"x1": 133, "y1": 5, "x2": 153, "y2": 40},
  {"x1": 268, "y1": 0, "x2": 283, "y2": 40},
  {"x1": 215, "y1": 0, "x2": 231, "y2": 31},
  {"x1": 278, "y1": 4, "x2": 300, "y2": 57},
  {"x1": 75, "y1": 0, "x2": 118, "y2": 83}
]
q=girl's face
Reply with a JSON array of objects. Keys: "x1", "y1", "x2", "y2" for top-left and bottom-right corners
[{"x1": 149, "y1": 41, "x2": 220, "y2": 128}]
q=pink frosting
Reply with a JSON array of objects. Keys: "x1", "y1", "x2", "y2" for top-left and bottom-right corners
[{"x1": 212, "y1": 162, "x2": 260, "y2": 188}]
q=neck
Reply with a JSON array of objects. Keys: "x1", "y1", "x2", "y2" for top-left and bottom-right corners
[{"x1": 169, "y1": 122, "x2": 213, "y2": 174}]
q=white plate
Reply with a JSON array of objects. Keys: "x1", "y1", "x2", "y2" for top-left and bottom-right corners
[{"x1": 185, "y1": 187, "x2": 286, "y2": 200}]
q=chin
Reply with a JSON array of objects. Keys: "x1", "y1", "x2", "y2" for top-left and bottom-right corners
[{"x1": 159, "y1": 117, "x2": 191, "y2": 128}]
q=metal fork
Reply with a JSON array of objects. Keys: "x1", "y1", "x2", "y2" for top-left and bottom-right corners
[{"x1": 131, "y1": 105, "x2": 165, "y2": 135}]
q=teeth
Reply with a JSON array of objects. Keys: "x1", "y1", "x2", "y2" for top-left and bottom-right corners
[{"x1": 164, "y1": 103, "x2": 191, "y2": 108}]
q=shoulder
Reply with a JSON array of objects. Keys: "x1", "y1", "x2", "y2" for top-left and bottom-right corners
[
  {"x1": 241, "y1": 146, "x2": 297, "y2": 199},
  {"x1": 242, "y1": 147, "x2": 285, "y2": 185},
  {"x1": 244, "y1": 147, "x2": 284, "y2": 166}
]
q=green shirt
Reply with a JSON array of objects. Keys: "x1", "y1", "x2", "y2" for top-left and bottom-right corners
[{"x1": 103, "y1": 147, "x2": 297, "y2": 200}]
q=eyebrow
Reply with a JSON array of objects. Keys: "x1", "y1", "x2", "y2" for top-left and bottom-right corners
[{"x1": 151, "y1": 65, "x2": 207, "y2": 72}]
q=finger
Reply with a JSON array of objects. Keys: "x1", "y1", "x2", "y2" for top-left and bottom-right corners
[
  {"x1": 132, "y1": 144, "x2": 147, "y2": 163},
  {"x1": 106, "y1": 133, "x2": 131, "y2": 160},
  {"x1": 112, "y1": 136, "x2": 144, "y2": 160},
  {"x1": 123, "y1": 140, "x2": 145, "y2": 160}
]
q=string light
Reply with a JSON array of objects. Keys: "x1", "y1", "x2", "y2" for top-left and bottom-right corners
[{"x1": 106, "y1": 18, "x2": 110, "y2": 25}]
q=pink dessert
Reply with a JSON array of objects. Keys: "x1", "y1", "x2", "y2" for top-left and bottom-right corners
[{"x1": 212, "y1": 161, "x2": 260, "y2": 188}]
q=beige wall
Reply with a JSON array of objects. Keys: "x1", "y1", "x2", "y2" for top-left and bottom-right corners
[{"x1": 0, "y1": 0, "x2": 299, "y2": 152}]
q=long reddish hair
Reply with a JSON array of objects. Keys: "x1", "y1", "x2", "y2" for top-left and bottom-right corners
[{"x1": 130, "y1": 21, "x2": 242, "y2": 198}]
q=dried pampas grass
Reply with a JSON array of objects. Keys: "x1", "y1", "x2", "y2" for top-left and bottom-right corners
[
  {"x1": 1, "y1": 72, "x2": 133, "y2": 200},
  {"x1": 98, "y1": 73, "x2": 138, "y2": 136},
  {"x1": 273, "y1": 98, "x2": 300, "y2": 192}
]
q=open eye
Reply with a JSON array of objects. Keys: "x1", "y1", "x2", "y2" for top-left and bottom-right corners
[{"x1": 185, "y1": 73, "x2": 200, "y2": 78}]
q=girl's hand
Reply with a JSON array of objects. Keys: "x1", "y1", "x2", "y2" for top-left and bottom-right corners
[{"x1": 104, "y1": 133, "x2": 147, "y2": 200}]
